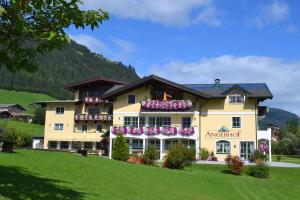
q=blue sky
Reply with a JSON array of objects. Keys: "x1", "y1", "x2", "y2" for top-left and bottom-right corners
[{"x1": 67, "y1": 0, "x2": 300, "y2": 116}]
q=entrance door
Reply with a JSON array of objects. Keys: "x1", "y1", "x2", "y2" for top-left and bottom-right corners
[{"x1": 240, "y1": 141, "x2": 254, "y2": 161}]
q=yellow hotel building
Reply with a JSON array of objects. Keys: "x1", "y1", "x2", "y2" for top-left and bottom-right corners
[{"x1": 37, "y1": 75, "x2": 273, "y2": 161}]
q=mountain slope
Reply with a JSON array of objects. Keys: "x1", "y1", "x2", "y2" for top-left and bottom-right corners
[
  {"x1": 0, "y1": 89, "x2": 54, "y2": 114},
  {"x1": 0, "y1": 41, "x2": 139, "y2": 99},
  {"x1": 259, "y1": 108, "x2": 300, "y2": 129}
]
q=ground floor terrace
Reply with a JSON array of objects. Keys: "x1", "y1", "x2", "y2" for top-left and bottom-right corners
[{"x1": 109, "y1": 127, "x2": 272, "y2": 161}]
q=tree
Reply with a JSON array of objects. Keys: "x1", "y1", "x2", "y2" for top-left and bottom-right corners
[
  {"x1": 0, "y1": 0, "x2": 109, "y2": 73},
  {"x1": 112, "y1": 133, "x2": 129, "y2": 161},
  {"x1": 32, "y1": 105, "x2": 45, "y2": 125}
]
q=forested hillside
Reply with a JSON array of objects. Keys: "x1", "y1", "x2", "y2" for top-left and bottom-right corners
[
  {"x1": 0, "y1": 41, "x2": 139, "y2": 99},
  {"x1": 259, "y1": 108, "x2": 300, "y2": 129}
]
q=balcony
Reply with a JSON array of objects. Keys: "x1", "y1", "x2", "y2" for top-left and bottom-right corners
[
  {"x1": 258, "y1": 106, "x2": 268, "y2": 120},
  {"x1": 83, "y1": 97, "x2": 111, "y2": 104},
  {"x1": 75, "y1": 114, "x2": 113, "y2": 122},
  {"x1": 110, "y1": 126, "x2": 198, "y2": 139},
  {"x1": 140, "y1": 100, "x2": 193, "y2": 112}
]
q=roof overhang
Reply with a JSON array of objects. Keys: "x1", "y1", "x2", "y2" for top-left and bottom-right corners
[
  {"x1": 64, "y1": 77, "x2": 127, "y2": 91},
  {"x1": 101, "y1": 75, "x2": 211, "y2": 100}
]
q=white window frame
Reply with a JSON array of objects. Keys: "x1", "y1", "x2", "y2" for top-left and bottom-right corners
[
  {"x1": 55, "y1": 107, "x2": 64, "y2": 114},
  {"x1": 182, "y1": 117, "x2": 192, "y2": 128},
  {"x1": 132, "y1": 139, "x2": 143, "y2": 149},
  {"x1": 54, "y1": 123, "x2": 64, "y2": 131},
  {"x1": 124, "y1": 116, "x2": 138, "y2": 127},
  {"x1": 216, "y1": 140, "x2": 231, "y2": 154},
  {"x1": 228, "y1": 92, "x2": 245, "y2": 104},
  {"x1": 232, "y1": 117, "x2": 241, "y2": 128},
  {"x1": 127, "y1": 95, "x2": 136, "y2": 104}
]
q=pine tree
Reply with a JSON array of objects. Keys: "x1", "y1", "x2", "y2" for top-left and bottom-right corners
[{"x1": 112, "y1": 133, "x2": 129, "y2": 161}]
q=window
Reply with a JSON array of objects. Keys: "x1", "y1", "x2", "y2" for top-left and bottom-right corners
[
  {"x1": 84, "y1": 142, "x2": 93, "y2": 150},
  {"x1": 56, "y1": 107, "x2": 64, "y2": 114},
  {"x1": 164, "y1": 140, "x2": 171, "y2": 150},
  {"x1": 216, "y1": 140, "x2": 231, "y2": 154},
  {"x1": 232, "y1": 117, "x2": 241, "y2": 128},
  {"x1": 88, "y1": 107, "x2": 100, "y2": 116},
  {"x1": 139, "y1": 117, "x2": 145, "y2": 127},
  {"x1": 128, "y1": 95, "x2": 136, "y2": 104},
  {"x1": 60, "y1": 141, "x2": 69, "y2": 149},
  {"x1": 54, "y1": 123, "x2": 64, "y2": 131},
  {"x1": 48, "y1": 141, "x2": 57, "y2": 149},
  {"x1": 182, "y1": 117, "x2": 192, "y2": 128},
  {"x1": 229, "y1": 93, "x2": 244, "y2": 103},
  {"x1": 148, "y1": 139, "x2": 160, "y2": 149},
  {"x1": 148, "y1": 117, "x2": 171, "y2": 127},
  {"x1": 96, "y1": 125, "x2": 102, "y2": 132},
  {"x1": 124, "y1": 117, "x2": 138, "y2": 127},
  {"x1": 82, "y1": 124, "x2": 88, "y2": 132},
  {"x1": 182, "y1": 139, "x2": 195, "y2": 148},
  {"x1": 132, "y1": 139, "x2": 143, "y2": 149}
]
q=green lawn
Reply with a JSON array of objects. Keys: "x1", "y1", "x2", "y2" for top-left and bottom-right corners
[
  {"x1": 0, "y1": 89, "x2": 54, "y2": 114},
  {"x1": 0, "y1": 120, "x2": 44, "y2": 137},
  {"x1": 0, "y1": 150, "x2": 299, "y2": 200},
  {"x1": 272, "y1": 155, "x2": 300, "y2": 164}
]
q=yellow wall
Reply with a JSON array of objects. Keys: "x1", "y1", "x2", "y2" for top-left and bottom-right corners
[
  {"x1": 111, "y1": 86, "x2": 258, "y2": 160},
  {"x1": 43, "y1": 102, "x2": 106, "y2": 149}
]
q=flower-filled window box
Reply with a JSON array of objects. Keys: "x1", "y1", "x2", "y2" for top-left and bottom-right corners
[{"x1": 141, "y1": 100, "x2": 192, "y2": 111}]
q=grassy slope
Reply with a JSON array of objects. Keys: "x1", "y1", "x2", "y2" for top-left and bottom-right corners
[
  {"x1": 0, "y1": 120, "x2": 44, "y2": 137},
  {"x1": 0, "y1": 89, "x2": 54, "y2": 114},
  {"x1": 0, "y1": 150, "x2": 299, "y2": 200}
]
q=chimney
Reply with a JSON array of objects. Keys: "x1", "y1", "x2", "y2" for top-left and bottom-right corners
[{"x1": 214, "y1": 79, "x2": 220, "y2": 89}]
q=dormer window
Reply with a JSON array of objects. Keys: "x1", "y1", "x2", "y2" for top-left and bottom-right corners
[{"x1": 229, "y1": 93, "x2": 244, "y2": 103}]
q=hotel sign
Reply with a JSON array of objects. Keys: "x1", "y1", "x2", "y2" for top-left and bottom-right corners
[{"x1": 205, "y1": 126, "x2": 241, "y2": 139}]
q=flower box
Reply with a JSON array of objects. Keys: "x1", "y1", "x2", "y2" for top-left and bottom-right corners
[{"x1": 141, "y1": 100, "x2": 193, "y2": 111}]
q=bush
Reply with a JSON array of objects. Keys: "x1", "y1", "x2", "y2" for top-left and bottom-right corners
[
  {"x1": 164, "y1": 144, "x2": 195, "y2": 169},
  {"x1": 248, "y1": 162, "x2": 270, "y2": 178},
  {"x1": 142, "y1": 145, "x2": 159, "y2": 165},
  {"x1": 208, "y1": 151, "x2": 218, "y2": 161},
  {"x1": 112, "y1": 133, "x2": 129, "y2": 161},
  {"x1": 200, "y1": 148, "x2": 209, "y2": 160},
  {"x1": 1, "y1": 128, "x2": 16, "y2": 143},
  {"x1": 249, "y1": 150, "x2": 267, "y2": 163},
  {"x1": 276, "y1": 155, "x2": 282, "y2": 162},
  {"x1": 225, "y1": 155, "x2": 244, "y2": 175},
  {"x1": 15, "y1": 133, "x2": 32, "y2": 147}
]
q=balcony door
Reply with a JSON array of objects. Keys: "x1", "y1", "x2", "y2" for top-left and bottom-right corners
[{"x1": 240, "y1": 141, "x2": 254, "y2": 161}]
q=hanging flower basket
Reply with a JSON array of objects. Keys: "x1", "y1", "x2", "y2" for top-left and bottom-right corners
[{"x1": 141, "y1": 100, "x2": 193, "y2": 111}]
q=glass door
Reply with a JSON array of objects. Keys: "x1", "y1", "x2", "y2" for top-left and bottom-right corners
[{"x1": 240, "y1": 141, "x2": 254, "y2": 161}]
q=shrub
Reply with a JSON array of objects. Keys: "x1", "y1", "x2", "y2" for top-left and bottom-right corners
[
  {"x1": 15, "y1": 133, "x2": 32, "y2": 147},
  {"x1": 249, "y1": 150, "x2": 267, "y2": 163},
  {"x1": 164, "y1": 144, "x2": 195, "y2": 169},
  {"x1": 208, "y1": 151, "x2": 218, "y2": 161},
  {"x1": 1, "y1": 128, "x2": 16, "y2": 143},
  {"x1": 225, "y1": 155, "x2": 244, "y2": 175},
  {"x1": 112, "y1": 133, "x2": 129, "y2": 161},
  {"x1": 200, "y1": 148, "x2": 209, "y2": 160},
  {"x1": 276, "y1": 155, "x2": 282, "y2": 162},
  {"x1": 142, "y1": 145, "x2": 159, "y2": 165},
  {"x1": 248, "y1": 162, "x2": 270, "y2": 178}
]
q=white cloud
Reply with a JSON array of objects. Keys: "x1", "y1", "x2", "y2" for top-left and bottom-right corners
[
  {"x1": 81, "y1": 0, "x2": 222, "y2": 27},
  {"x1": 286, "y1": 25, "x2": 298, "y2": 33},
  {"x1": 150, "y1": 55, "x2": 300, "y2": 116},
  {"x1": 252, "y1": 1, "x2": 289, "y2": 28},
  {"x1": 111, "y1": 37, "x2": 137, "y2": 53},
  {"x1": 70, "y1": 34, "x2": 137, "y2": 62}
]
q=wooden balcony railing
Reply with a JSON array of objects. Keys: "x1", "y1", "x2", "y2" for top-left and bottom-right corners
[{"x1": 75, "y1": 114, "x2": 113, "y2": 122}]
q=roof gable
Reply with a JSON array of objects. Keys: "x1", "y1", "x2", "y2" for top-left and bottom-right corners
[
  {"x1": 101, "y1": 75, "x2": 211, "y2": 99},
  {"x1": 222, "y1": 84, "x2": 252, "y2": 96}
]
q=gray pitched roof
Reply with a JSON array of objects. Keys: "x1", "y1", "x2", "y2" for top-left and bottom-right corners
[
  {"x1": 184, "y1": 83, "x2": 273, "y2": 99},
  {"x1": 0, "y1": 104, "x2": 26, "y2": 110}
]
